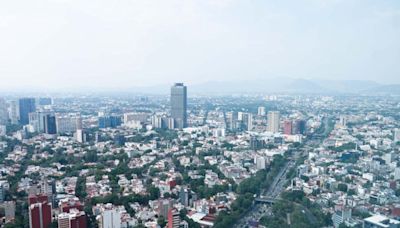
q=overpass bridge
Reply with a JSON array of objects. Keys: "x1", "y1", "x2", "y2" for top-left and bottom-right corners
[{"x1": 254, "y1": 197, "x2": 279, "y2": 204}]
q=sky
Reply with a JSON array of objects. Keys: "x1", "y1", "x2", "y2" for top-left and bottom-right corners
[{"x1": 0, "y1": 0, "x2": 399, "y2": 90}]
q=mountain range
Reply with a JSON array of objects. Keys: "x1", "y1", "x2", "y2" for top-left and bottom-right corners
[{"x1": 127, "y1": 78, "x2": 400, "y2": 95}]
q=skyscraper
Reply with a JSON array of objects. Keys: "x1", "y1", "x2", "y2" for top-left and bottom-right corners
[
  {"x1": 28, "y1": 195, "x2": 52, "y2": 228},
  {"x1": 18, "y1": 98, "x2": 36, "y2": 125},
  {"x1": 283, "y1": 120, "x2": 293, "y2": 135},
  {"x1": 168, "y1": 208, "x2": 180, "y2": 228},
  {"x1": 9, "y1": 100, "x2": 19, "y2": 124},
  {"x1": 0, "y1": 98, "x2": 8, "y2": 125},
  {"x1": 44, "y1": 114, "x2": 57, "y2": 134},
  {"x1": 170, "y1": 83, "x2": 187, "y2": 129},
  {"x1": 267, "y1": 111, "x2": 280, "y2": 133}
]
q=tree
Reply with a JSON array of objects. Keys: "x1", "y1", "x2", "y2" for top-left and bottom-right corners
[
  {"x1": 157, "y1": 216, "x2": 167, "y2": 228},
  {"x1": 337, "y1": 183, "x2": 348, "y2": 192}
]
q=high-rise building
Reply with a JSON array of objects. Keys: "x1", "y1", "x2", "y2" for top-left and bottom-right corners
[
  {"x1": 394, "y1": 129, "x2": 400, "y2": 143},
  {"x1": 267, "y1": 111, "x2": 280, "y2": 133},
  {"x1": 171, "y1": 83, "x2": 187, "y2": 129},
  {"x1": 9, "y1": 100, "x2": 19, "y2": 124},
  {"x1": 283, "y1": 120, "x2": 293, "y2": 135},
  {"x1": 226, "y1": 112, "x2": 238, "y2": 131},
  {"x1": 257, "y1": 107, "x2": 266, "y2": 116},
  {"x1": 58, "y1": 209, "x2": 87, "y2": 228},
  {"x1": 99, "y1": 115, "x2": 122, "y2": 129},
  {"x1": 255, "y1": 156, "x2": 267, "y2": 170},
  {"x1": 28, "y1": 195, "x2": 52, "y2": 228},
  {"x1": 18, "y1": 98, "x2": 36, "y2": 125},
  {"x1": 179, "y1": 187, "x2": 190, "y2": 207},
  {"x1": 0, "y1": 98, "x2": 8, "y2": 125},
  {"x1": 242, "y1": 113, "x2": 253, "y2": 131},
  {"x1": 101, "y1": 207, "x2": 121, "y2": 228},
  {"x1": 158, "y1": 199, "x2": 172, "y2": 219},
  {"x1": 123, "y1": 112, "x2": 149, "y2": 124},
  {"x1": 56, "y1": 114, "x2": 82, "y2": 134},
  {"x1": 151, "y1": 115, "x2": 163, "y2": 129},
  {"x1": 168, "y1": 208, "x2": 180, "y2": 228},
  {"x1": 44, "y1": 114, "x2": 57, "y2": 134},
  {"x1": 76, "y1": 129, "x2": 86, "y2": 143},
  {"x1": 293, "y1": 119, "x2": 306, "y2": 135}
]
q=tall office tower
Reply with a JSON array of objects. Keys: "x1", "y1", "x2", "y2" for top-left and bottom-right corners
[
  {"x1": 179, "y1": 187, "x2": 190, "y2": 207},
  {"x1": 167, "y1": 208, "x2": 180, "y2": 228},
  {"x1": 18, "y1": 98, "x2": 36, "y2": 125},
  {"x1": 44, "y1": 114, "x2": 57, "y2": 134},
  {"x1": 226, "y1": 111, "x2": 238, "y2": 131},
  {"x1": 293, "y1": 119, "x2": 306, "y2": 135},
  {"x1": 28, "y1": 195, "x2": 52, "y2": 228},
  {"x1": 283, "y1": 120, "x2": 293, "y2": 135},
  {"x1": 0, "y1": 98, "x2": 8, "y2": 125},
  {"x1": 242, "y1": 113, "x2": 253, "y2": 131},
  {"x1": 9, "y1": 100, "x2": 19, "y2": 124},
  {"x1": 170, "y1": 83, "x2": 187, "y2": 129},
  {"x1": 267, "y1": 111, "x2": 280, "y2": 133},
  {"x1": 258, "y1": 106, "x2": 266, "y2": 116}
]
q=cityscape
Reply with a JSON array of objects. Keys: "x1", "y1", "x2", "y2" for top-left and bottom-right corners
[
  {"x1": 0, "y1": 85, "x2": 400, "y2": 228},
  {"x1": 1, "y1": 1, "x2": 400, "y2": 228}
]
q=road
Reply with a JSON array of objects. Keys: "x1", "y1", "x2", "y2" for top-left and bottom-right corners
[{"x1": 234, "y1": 151, "x2": 300, "y2": 228}]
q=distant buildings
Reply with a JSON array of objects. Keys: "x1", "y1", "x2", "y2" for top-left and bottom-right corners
[
  {"x1": 9, "y1": 100, "x2": 19, "y2": 124},
  {"x1": 283, "y1": 120, "x2": 293, "y2": 135},
  {"x1": 56, "y1": 114, "x2": 82, "y2": 134},
  {"x1": 293, "y1": 119, "x2": 306, "y2": 135},
  {"x1": 99, "y1": 114, "x2": 122, "y2": 129},
  {"x1": 171, "y1": 83, "x2": 187, "y2": 129},
  {"x1": 267, "y1": 111, "x2": 280, "y2": 133},
  {"x1": 394, "y1": 129, "x2": 400, "y2": 143},
  {"x1": 0, "y1": 98, "x2": 8, "y2": 125},
  {"x1": 38, "y1": 97, "x2": 52, "y2": 106},
  {"x1": 44, "y1": 114, "x2": 57, "y2": 134},
  {"x1": 18, "y1": 98, "x2": 36, "y2": 125},
  {"x1": 257, "y1": 106, "x2": 266, "y2": 116}
]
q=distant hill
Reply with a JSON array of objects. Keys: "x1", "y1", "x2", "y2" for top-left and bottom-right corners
[
  {"x1": 122, "y1": 78, "x2": 398, "y2": 95},
  {"x1": 360, "y1": 84, "x2": 400, "y2": 95}
]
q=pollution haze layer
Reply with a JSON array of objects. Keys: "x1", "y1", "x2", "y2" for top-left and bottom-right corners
[{"x1": 0, "y1": 0, "x2": 399, "y2": 91}]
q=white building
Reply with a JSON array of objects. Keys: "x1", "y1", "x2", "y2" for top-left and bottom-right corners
[
  {"x1": 267, "y1": 111, "x2": 280, "y2": 133},
  {"x1": 56, "y1": 114, "x2": 82, "y2": 134},
  {"x1": 255, "y1": 156, "x2": 267, "y2": 170},
  {"x1": 258, "y1": 107, "x2": 266, "y2": 116},
  {"x1": 395, "y1": 129, "x2": 400, "y2": 143},
  {"x1": 0, "y1": 98, "x2": 8, "y2": 125},
  {"x1": 363, "y1": 214, "x2": 400, "y2": 228},
  {"x1": 100, "y1": 206, "x2": 121, "y2": 228}
]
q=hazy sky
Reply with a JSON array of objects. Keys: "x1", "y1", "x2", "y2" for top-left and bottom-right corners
[{"x1": 0, "y1": 0, "x2": 399, "y2": 90}]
